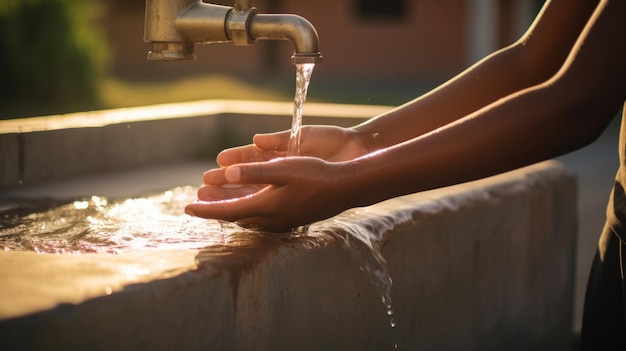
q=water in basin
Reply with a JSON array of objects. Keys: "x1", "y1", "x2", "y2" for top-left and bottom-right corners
[
  {"x1": 0, "y1": 184, "x2": 397, "y2": 333},
  {"x1": 0, "y1": 186, "x2": 224, "y2": 254}
]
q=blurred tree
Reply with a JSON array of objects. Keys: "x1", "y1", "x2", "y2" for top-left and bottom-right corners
[{"x1": 0, "y1": 0, "x2": 109, "y2": 119}]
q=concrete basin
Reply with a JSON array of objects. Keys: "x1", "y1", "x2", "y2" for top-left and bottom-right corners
[{"x1": 0, "y1": 101, "x2": 577, "y2": 350}]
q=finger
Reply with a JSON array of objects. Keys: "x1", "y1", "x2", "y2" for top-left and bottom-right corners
[
  {"x1": 202, "y1": 168, "x2": 227, "y2": 185},
  {"x1": 224, "y1": 161, "x2": 292, "y2": 185},
  {"x1": 185, "y1": 192, "x2": 268, "y2": 222},
  {"x1": 216, "y1": 145, "x2": 253, "y2": 166},
  {"x1": 197, "y1": 184, "x2": 265, "y2": 201},
  {"x1": 217, "y1": 144, "x2": 284, "y2": 166},
  {"x1": 253, "y1": 131, "x2": 290, "y2": 151},
  {"x1": 185, "y1": 201, "x2": 240, "y2": 222}
]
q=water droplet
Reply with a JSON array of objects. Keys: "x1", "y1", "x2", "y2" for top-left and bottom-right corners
[{"x1": 73, "y1": 200, "x2": 89, "y2": 210}]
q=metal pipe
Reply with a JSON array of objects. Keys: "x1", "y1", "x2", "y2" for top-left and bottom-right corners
[
  {"x1": 248, "y1": 14, "x2": 322, "y2": 64},
  {"x1": 143, "y1": 0, "x2": 322, "y2": 64}
]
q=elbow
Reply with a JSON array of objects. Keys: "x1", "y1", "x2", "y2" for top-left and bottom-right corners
[
  {"x1": 546, "y1": 74, "x2": 623, "y2": 150},
  {"x1": 508, "y1": 41, "x2": 566, "y2": 88}
]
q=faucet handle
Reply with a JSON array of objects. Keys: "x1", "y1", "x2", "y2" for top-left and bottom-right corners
[{"x1": 229, "y1": 0, "x2": 256, "y2": 45}]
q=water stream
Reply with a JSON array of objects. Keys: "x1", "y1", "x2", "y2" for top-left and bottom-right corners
[
  {"x1": 289, "y1": 63, "x2": 397, "y2": 344},
  {"x1": 287, "y1": 63, "x2": 315, "y2": 157}
]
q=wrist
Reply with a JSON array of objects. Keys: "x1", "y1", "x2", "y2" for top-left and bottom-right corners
[
  {"x1": 334, "y1": 156, "x2": 384, "y2": 208},
  {"x1": 351, "y1": 125, "x2": 384, "y2": 155}
]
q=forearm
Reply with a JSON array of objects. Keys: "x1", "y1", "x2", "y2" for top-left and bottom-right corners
[
  {"x1": 343, "y1": 83, "x2": 616, "y2": 208},
  {"x1": 352, "y1": 44, "x2": 540, "y2": 151},
  {"x1": 344, "y1": 0, "x2": 626, "y2": 207},
  {"x1": 352, "y1": 0, "x2": 599, "y2": 153}
]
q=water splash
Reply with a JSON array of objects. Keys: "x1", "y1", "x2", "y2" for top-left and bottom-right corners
[
  {"x1": 0, "y1": 185, "x2": 403, "y2": 346},
  {"x1": 287, "y1": 63, "x2": 315, "y2": 157},
  {"x1": 286, "y1": 62, "x2": 398, "y2": 343},
  {"x1": 0, "y1": 186, "x2": 227, "y2": 254},
  {"x1": 306, "y1": 211, "x2": 402, "y2": 336}
]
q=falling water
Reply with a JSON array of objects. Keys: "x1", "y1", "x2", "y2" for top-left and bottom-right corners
[
  {"x1": 286, "y1": 63, "x2": 315, "y2": 157},
  {"x1": 285, "y1": 62, "x2": 397, "y2": 347},
  {"x1": 308, "y1": 213, "x2": 399, "y2": 348}
]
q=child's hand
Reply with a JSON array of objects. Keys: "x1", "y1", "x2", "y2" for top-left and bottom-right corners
[{"x1": 216, "y1": 125, "x2": 369, "y2": 166}]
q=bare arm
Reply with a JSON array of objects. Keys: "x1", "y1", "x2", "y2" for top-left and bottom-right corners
[
  {"x1": 187, "y1": 0, "x2": 626, "y2": 231},
  {"x1": 216, "y1": 0, "x2": 600, "y2": 167},
  {"x1": 353, "y1": 0, "x2": 600, "y2": 152},
  {"x1": 343, "y1": 0, "x2": 626, "y2": 208}
]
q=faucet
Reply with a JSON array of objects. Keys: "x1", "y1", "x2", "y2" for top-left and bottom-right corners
[{"x1": 144, "y1": 0, "x2": 322, "y2": 65}]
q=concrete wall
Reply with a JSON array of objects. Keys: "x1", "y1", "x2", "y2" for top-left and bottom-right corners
[{"x1": 0, "y1": 101, "x2": 577, "y2": 350}]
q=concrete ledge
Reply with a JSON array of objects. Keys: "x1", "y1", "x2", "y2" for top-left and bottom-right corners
[
  {"x1": 0, "y1": 100, "x2": 388, "y2": 189},
  {"x1": 0, "y1": 161, "x2": 577, "y2": 351}
]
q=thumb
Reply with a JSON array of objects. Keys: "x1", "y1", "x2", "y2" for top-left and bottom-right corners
[
  {"x1": 224, "y1": 166, "x2": 243, "y2": 183},
  {"x1": 224, "y1": 161, "x2": 290, "y2": 185}
]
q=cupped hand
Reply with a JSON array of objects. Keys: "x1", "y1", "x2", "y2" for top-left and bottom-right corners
[
  {"x1": 216, "y1": 125, "x2": 369, "y2": 166},
  {"x1": 185, "y1": 157, "x2": 355, "y2": 232}
]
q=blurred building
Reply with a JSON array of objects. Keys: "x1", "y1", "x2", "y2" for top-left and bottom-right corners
[{"x1": 104, "y1": 0, "x2": 542, "y2": 84}]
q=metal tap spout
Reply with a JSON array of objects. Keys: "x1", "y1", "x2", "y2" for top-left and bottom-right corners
[
  {"x1": 248, "y1": 14, "x2": 321, "y2": 64},
  {"x1": 143, "y1": 0, "x2": 322, "y2": 64}
]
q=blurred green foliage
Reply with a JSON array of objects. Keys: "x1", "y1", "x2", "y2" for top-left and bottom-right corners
[{"x1": 0, "y1": 0, "x2": 109, "y2": 119}]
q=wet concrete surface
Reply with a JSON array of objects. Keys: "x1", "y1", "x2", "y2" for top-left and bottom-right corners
[{"x1": 0, "y1": 162, "x2": 576, "y2": 350}]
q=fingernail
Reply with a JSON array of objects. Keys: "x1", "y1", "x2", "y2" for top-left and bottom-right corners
[
  {"x1": 185, "y1": 208, "x2": 195, "y2": 217},
  {"x1": 225, "y1": 166, "x2": 241, "y2": 183}
]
